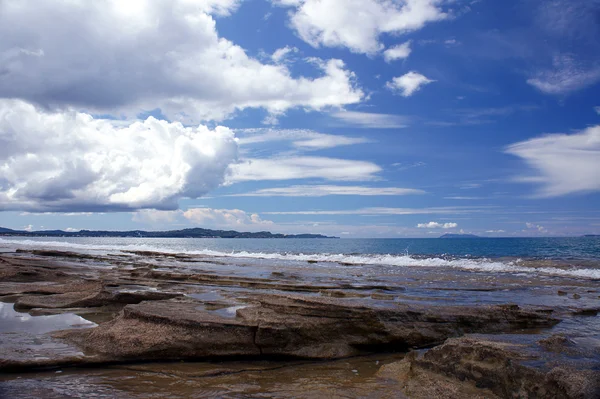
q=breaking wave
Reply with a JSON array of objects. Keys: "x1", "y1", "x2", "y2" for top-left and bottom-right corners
[{"x1": 1, "y1": 237, "x2": 599, "y2": 279}]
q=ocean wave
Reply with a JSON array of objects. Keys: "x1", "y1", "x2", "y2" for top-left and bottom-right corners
[{"x1": 1, "y1": 238, "x2": 599, "y2": 279}]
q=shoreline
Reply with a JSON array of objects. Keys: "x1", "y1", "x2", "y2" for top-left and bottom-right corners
[{"x1": 1, "y1": 248, "x2": 599, "y2": 398}]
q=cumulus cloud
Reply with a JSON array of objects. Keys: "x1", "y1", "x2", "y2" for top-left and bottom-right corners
[
  {"x1": 525, "y1": 222, "x2": 547, "y2": 233},
  {"x1": 0, "y1": 100, "x2": 238, "y2": 212},
  {"x1": 273, "y1": 0, "x2": 447, "y2": 55},
  {"x1": 386, "y1": 72, "x2": 435, "y2": 97},
  {"x1": 182, "y1": 208, "x2": 274, "y2": 229},
  {"x1": 506, "y1": 125, "x2": 600, "y2": 197},
  {"x1": 330, "y1": 111, "x2": 409, "y2": 128},
  {"x1": 383, "y1": 41, "x2": 412, "y2": 62},
  {"x1": 132, "y1": 209, "x2": 183, "y2": 224},
  {"x1": 132, "y1": 207, "x2": 276, "y2": 230},
  {"x1": 0, "y1": 0, "x2": 363, "y2": 123},
  {"x1": 230, "y1": 185, "x2": 425, "y2": 197},
  {"x1": 417, "y1": 222, "x2": 458, "y2": 229}
]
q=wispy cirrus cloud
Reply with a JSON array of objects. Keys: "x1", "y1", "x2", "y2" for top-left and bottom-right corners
[
  {"x1": 263, "y1": 206, "x2": 487, "y2": 216},
  {"x1": 227, "y1": 157, "x2": 382, "y2": 183},
  {"x1": 428, "y1": 105, "x2": 539, "y2": 126},
  {"x1": 527, "y1": 54, "x2": 600, "y2": 95},
  {"x1": 330, "y1": 111, "x2": 409, "y2": 129},
  {"x1": 228, "y1": 185, "x2": 425, "y2": 197},
  {"x1": 444, "y1": 196, "x2": 485, "y2": 200},
  {"x1": 527, "y1": 1, "x2": 600, "y2": 95},
  {"x1": 506, "y1": 125, "x2": 600, "y2": 197},
  {"x1": 236, "y1": 128, "x2": 371, "y2": 150}
]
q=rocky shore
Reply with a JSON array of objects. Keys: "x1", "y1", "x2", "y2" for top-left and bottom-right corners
[{"x1": 1, "y1": 248, "x2": 599, "y2": 398}]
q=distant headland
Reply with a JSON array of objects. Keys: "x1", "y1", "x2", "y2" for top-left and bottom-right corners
[{"x1": 0, "y1": 227, "x2": 337, "y2": 239}]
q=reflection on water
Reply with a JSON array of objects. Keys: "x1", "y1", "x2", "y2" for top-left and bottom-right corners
[
  {"x1": 0, "y1": 302, "x2": 97, "y2": 334},
  {"x1": 0, "y1": 354, "x2": 406, "y2": 399}
]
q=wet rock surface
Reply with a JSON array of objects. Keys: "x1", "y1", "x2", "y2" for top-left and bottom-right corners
[
  {"x1": 1, "y1": 249, "x2": 599, "y2": 398},
  {"x1": 56, "y1": 295, "x2": 558, "y2": 363},
  {"x1": 378, "y1": 336, "x2": 600, "y2": 399}
]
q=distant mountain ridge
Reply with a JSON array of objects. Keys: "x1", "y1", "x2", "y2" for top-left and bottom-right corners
[{"x1": 0, "y1": 227, "x2": 337, "y2": 239}]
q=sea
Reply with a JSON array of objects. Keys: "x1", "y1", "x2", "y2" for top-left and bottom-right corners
[{"x1": 1, "y1": 236, "x2": 599, "y2": 280}]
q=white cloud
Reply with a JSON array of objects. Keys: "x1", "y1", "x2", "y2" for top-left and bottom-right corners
[
  {"x1": 132, "y1": 207, "x2": 276, "y2": 230},
  {"x1": 330, "y1": 111, "x2": 409, "y2": 128},
  {"x1": 0, "y1": 100, "x2": 238, "y2": 212},
  {"x1": 227, "y1": 157, "x2": 382, "y2": 183},
  {"x1": 527, "y1": 54, "x2": 600, "y2": 95},
  {"x1": 271, "y1": 46, "x2": 299, "y2": 63},
  {"x1": 485, "y1": 230, "x2": 505, "y2": 233},
  {"x1": 383, "y1": 41, "x2": 412, "y2": 62},
  {"x1": 23, "y1": 224, "x2": 33, "y2": 232},
  {"x1": 392, "y1": 161, "x2": 426, "y2": 171},
  {"x1": 525, "y1": 222, "x2": 547, "y2": 233},
  {"x1": 386, "y1": 72, "x2": 435, "y2": 97},
  {"x1": 444, "y1": 196, "x2": 484, "y2": 200},
  {"x1": 64, "y1": 227, "x2": 80, "y2": 232},
  {"x1": 506, "y1": 125, "x2": 600, "y2": 197},
  {"x1": 236, "y1": 129, "x2": 370, "y2": 149},
  {"x1": 264, "y1": 207, "x2": 480, "y2": 216},
  {"x1": 132, "y1": 209, "x2": 183, "y2": 224},
  {"x1": 0, "y1": 0, "x2": 363, "y2": 123},
  {"x1": 182, "y1": 208, "x2": 274, "y2": 229},
  {"x1": 229, "y1": 185, "x2": 425, "y2": 197},
  {"x1": 273, "y1": 0, "x2": 448, "y2": 55},
  {"x1": 417, "y1": 222, "x2": 458, "y2": 229}
]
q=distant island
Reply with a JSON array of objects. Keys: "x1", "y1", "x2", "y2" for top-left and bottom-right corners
[
  {"x1": 0, "y1": 227, "x2": 337, "y2": 239},
  {"x1": 439, "y1": 233, "x2": 480, "y2": 239}
]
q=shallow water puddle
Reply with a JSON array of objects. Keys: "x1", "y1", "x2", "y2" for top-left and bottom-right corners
[
  {"x1": 0, "y1": 302, "x2": 97, "y2": 334},
  {"x1": 0, "y1": 354, "x2": 405, "y2": 399},
  {"x1": 210, "y1": 305, "x2": 248, "y2": 319}
]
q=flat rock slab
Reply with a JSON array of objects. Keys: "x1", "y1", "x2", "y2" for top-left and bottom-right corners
[
  {"x1": 14, "y1": 283, "x2": 182, "y2": 310},
  {"x1": 54, "y1": 295, "x2": 560, "y2": 366}
]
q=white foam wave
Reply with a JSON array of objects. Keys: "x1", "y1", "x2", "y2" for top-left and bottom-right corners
[{"x1": 1, "y1": 237, "x2": 599, "y2": 279}]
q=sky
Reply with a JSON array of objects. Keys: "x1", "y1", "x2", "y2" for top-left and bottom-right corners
[{"x1": 0, "y1": 0, "x2": 599, "y2": 238}]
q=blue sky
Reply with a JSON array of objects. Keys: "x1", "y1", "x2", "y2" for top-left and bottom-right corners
[{"x1": 0, "y1": 0, "x2": 599, "y2": 237}]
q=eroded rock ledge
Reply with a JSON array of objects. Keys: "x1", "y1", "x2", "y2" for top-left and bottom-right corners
[
  {"x1": 53, "y1": 296, "x2": 559, "y2": 364},
  {"x1": 1, "y1": 250, "x2": 599, "y2": 398},
  {"x1": 378, "y1": 336, "x2": 600, "y2": 399}
]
